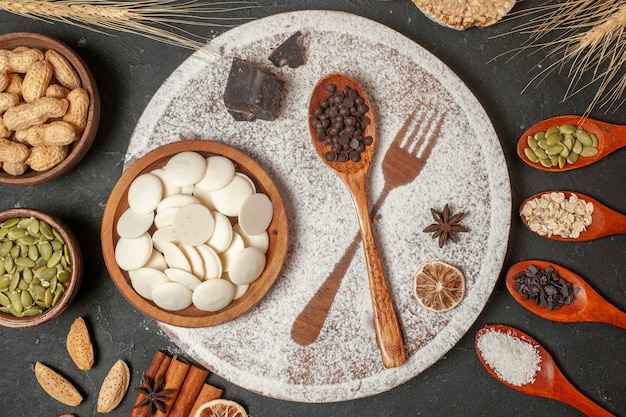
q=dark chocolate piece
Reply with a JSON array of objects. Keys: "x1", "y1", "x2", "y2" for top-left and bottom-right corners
[
  {"x1": 223, "y1": 57, "x2": 284, "y2": 121},
  {"x1": 268, "y1": 31, "x2": 305, "y2": 68}
]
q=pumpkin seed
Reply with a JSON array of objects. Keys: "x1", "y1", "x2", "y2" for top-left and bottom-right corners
[
  {"x1": 524, "y1": 147, "x2": 539, "y2": 162},
  {"x1": 0, "y1": 292, "x2": 10, "y2": 307},
  {"x1": 39, "y1": 241, "x2": 52, "y2": 260},
  {"x1": 1, "y1": 218, "x2": 19, "y2": 228},
  {"x1": 559, "y1": 123, "x2": 577, "y2": 134},
  {"x1": 546, "y1": 132, "x2": 562, "y2": 145},
  {"x1": 57, "y1": 270, "x2": 70, "y2": 283},
  {"x1": 30, "y1": 284, "x2": 46, "y2": 300},
  {"x1": 20, "y1": 291, "x2": 33, "y2": 309},
  {"x1": 39, "y1": 267, "x2": 57, "y2": 282},
  {"x1": 0, "y1": 241, "x2": 12, "y2": 257},
  {"x1": 546, "y1": 144, "x2": 564, "y2": 156},
  {"x1": 9, "y1": 291, "x2": 23, "y2": 314},
  {"x1": 27, "y1": 218, "x2": 40, "y2": 235},
  {"x1": 39, "y1": 221, "x2": 54, "y2": 240},
  {"x1": 8, "y1": 272, "x2": 19, "y2": 291},
  {"x1": 567, "y1": 152, "x2": 580, "y2": 164},
  {"x1": 8, "y1": 227, "x2": 27, "y2": 240},
  {"x1": 23, "y1": 307, "x2": 43, "y2": 316},
  {"x1": 28, "y1": 245, "x2": 38, "y2": 261},
  {"x1": 44, "y1": 288, "x2": 53, "y2": 307},
  {"x1": 581, "y1": 146, "x2": 599, "y2": 157},
  {"x1": 15, "y1": 257, "x2": 35, "y2": 268},
  {"x1": 47, "y1": 250, "x2": 63, "y2": 268},
  {"x1": 527, "y1": 136, "x2": 538, "y2": 150},
  {"x1": 51, "y1": 240, "x2": 63, "y2": 252}
]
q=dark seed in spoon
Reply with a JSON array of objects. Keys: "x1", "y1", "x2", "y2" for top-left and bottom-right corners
[
  {"x1": 312, "y1": 84, "x2": 372, "y2": 163},
  {"x1": 513, "y1": 264, "x2": 580, "y2": 311}
]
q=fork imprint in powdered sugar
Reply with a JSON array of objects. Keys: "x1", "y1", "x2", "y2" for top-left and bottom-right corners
[{"x1": 291, "y1": 106, "x2": 445, "y2": 346}]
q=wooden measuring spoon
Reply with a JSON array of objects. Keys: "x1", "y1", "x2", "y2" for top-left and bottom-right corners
[
  {"x1": 307, "y1": 72, "x2": 405, "y2": 368},
  {"x1": 476, "y1": 325, "x2": 615, "y2": 417},
  {"x1": 517, "y1": 115, "x2": 626, "y2": 171},
  {"x1": 505, "y1": 260, "x2": 626, "y2": 329},
  {"x1": 520, "y1": 191, "x2": 626, "y2": 241}
]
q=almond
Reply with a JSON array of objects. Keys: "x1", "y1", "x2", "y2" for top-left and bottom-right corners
[
  {"x1": 34, "y1": 362, "x2": 83, "y2": 406},
  {"x1": 66, "y1": 317, "x2": 94, "y2": 370},
  {"x1": 97, "y1": 359, "x2": 130, "y2": 413}
]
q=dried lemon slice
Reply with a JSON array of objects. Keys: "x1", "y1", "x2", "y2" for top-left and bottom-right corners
[
  {"x1": 414, "y1": 261, "x2": 465, "y2": 312},
  {"x1": 194, "y1": 399, "x2": 248, "y2": 417},
  {"x1": 411, "y1": 0, "x2": 516, "y2": 30}
]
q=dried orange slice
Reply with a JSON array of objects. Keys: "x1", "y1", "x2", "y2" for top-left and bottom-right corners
[
  {"x1": 194, "y1": 399, "x2": 248, "y2": 417},
  {"x1": 414, "y1": 261, "x2": 465, "y2": 312}
]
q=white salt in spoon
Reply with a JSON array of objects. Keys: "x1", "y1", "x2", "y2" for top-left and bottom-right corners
[{"x1": 476, "y1": 325, "x2": 615, "y2": 417}]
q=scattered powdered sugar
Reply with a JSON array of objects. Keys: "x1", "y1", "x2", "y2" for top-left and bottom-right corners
[
  {"x1": 124, "y1": 11, "x2": 511, "y2": 402},
  {"x1": 477, "y1": 329, "x2": 541, "y2": 386}
]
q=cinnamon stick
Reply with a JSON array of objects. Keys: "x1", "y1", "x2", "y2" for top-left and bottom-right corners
[
  {"x1": 168, "y1": 364, "x2": 210, "y2": 417},
  {"x1": 131, "y1": 350, "x2": 172, "y2": 417},
  {"x1": 154, "y1": 355, "x2": 191, "y2": 417},
  {"x1": 188, "y1": 383, "x2": 223, "y2": 417}
]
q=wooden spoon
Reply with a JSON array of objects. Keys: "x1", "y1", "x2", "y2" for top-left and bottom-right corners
[
  {"x1": 307, "y1": 72, "x2": 405, "y2": 368},
  {"x1": 476, "y1": 325, "x2": 615, "y2": 417},
  {"x1": 505, "y1": 260, "x2": 626, "y2": 329},
  {"x1": 517, "y1": 115, "x2": 626, "y2": 172},
  {"x1": 520, "y1": 191, "x2": 626, "y2": 242}
]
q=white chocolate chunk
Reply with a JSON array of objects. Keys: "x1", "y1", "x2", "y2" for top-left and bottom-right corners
[
  {"x1": 172, "y1": 203, "x2": 215, "y2": 246},
  {"x1": 128, "y1": 173, "x2": 163, "y2": 215},
  {"x1": 192, "y1": 279, "x2": 235, "y2": 311},
  {"x1": 207, "y1": 211, "x2": 233, "y2": 253},
  {"x1": 239, "y1": 193, "x2": 273, "y2": 235},
  {"x1": 164, "y1": 151, "x2": 207, "y2": 187},
  {"x1": 195, "y1": 155, "x2": 236, "y2": 191},
  {"x1": 211, "y1": 174, "x2": 254, "y2": 217},
  {"x1": 115, "y1": 233, "x2": 153, "y2": 271},
  {"x1": 152, "y1": 281, "x2": 193, "y2": 311},
  {"x1": 130, "y1": 268, "x2": 169, "y2": 300},
  {"x1": 164, "y1": 268, "x2": 203, "y2": 290},
  {"x1": 229, "y1": 247, "x2": 266, "y2": 285},
  {"x1": 196, "y1": 244, "x2": 222, "y2": 280},
  {"x1": 116, "y1": 208, "x2": 154, "y2": 239}
]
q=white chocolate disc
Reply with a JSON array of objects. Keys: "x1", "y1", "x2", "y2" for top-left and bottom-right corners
[
  {"x1": 228, "y1": 247, "x2": 266, "y2": 285},
  {"x1": 152, "y1": 226, "x2": 179, "y2": 253},
  {"x1": 130, "y1": 268, "x2": 169, "y2": 300},
  {"x1": 150, "y1": 168, "x2": 181, "y2": 197},
  {"x1": 192, "y1": 186, "x2": 216, "y2": 210},
  {"x1": 154, "y1": 207, "x2": 178, "y2": 229},
  {"x1": 128, "y1": 173, "x2": 163, "y2": 215},
  {"x1": 178, "y1": 244, "x2": 204, "y2": 277},
  {"x1": 161, "y1": 241, "x2": 191, "y2": 272},
  {"x1": 116, "y1": 208, "x2": 154, "y2": 239},
  {"x1": 152, "y1": 281, "x2": 193, "y2": 311},
  {"x1": 172, "y1": 203, "x2": 215, "y2": 246},
  {"x1": 210, "y1": 174, "x2": 254, "y2": 217},
  {"x1": 115, "y1": 233, "x2": 153, "y2": 271},
  {"x1": 233, "y1": 283, "x2": 249, "y2": 300},
  {"x1": 192, "y1": 279, "x2": 235, "y2": 311},
  {"x1": 219, "y1": 232, "x2": 245, "y2": 272},
  {"x1": 238, "y1": 193, "x2": 273, "y2": 236},
  {"x1": 234, "y1": 223, "x2": 269, "y2": 253},
  {"x1": 195, "y1": 155, "x2": 236, "y2": 191},
  {"x1": 142, "y1": 250, "x2": 168, "y2": 271},
  {"x1": 207, "y1": 211, "x2": 233, "y2": 253},
  {"x1": 196, "y1": 244, "x2": 222, "y2": 280},
  {"x1": 164, "y1": 151, "x2": 207, "y2": 187},
  {"x1": 157, "y1": 194, "x2": 200, "y2": 213},
  {"x1": 164, "y1": 268, "x2": 203, "y2": 290}
]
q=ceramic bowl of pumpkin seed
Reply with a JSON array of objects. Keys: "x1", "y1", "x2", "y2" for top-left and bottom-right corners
[
  {"x1": 0, "y1": 32, "x2": 100, "y2": 186},
  {"x1": 0, "y1": 207, "x2": 82, "y2": 328}
]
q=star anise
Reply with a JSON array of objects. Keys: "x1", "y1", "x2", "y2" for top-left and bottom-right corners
[
  {"x1": 423, "y1": 204, "x2": 468, "y2": 248},
  {"x1": 133, "y1": 373, "x2": 176, "y2": 415}
]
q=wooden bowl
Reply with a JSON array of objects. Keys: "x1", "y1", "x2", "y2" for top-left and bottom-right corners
[
  {"x1": 0, "y1": 32, "x2": 100, "y2": 186},
  {"x1": 0, "y1": 208, "x2": 83, "y2": 328},
  {"x1": 101, "y1": 140, "x2": 289, "y2": 327}
]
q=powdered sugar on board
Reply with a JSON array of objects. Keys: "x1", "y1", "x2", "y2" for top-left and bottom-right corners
[{"x1": 124, "y1": 11, "x2": 511, "y2": 402}]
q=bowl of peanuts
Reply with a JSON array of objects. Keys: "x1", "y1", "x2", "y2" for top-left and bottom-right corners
[
  {"x1": 0, "y1": 207, "x2": 83, "y2": 328},
  {"x1": 0, "y1": 32, "x2": 100, "y2": 186}
]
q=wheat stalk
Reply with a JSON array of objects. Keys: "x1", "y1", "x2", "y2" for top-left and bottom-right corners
[
  {"x1": 497, "y1": 0, "x2": 626, "y2": 115},
  {"x1": 0, "y1": 0, "x2": 258, "y2": 57}
]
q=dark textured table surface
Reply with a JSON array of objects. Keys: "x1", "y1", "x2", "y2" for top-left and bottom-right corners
[{"x1": 1, "y1": 1, "x2": 625, "y2": 416}]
